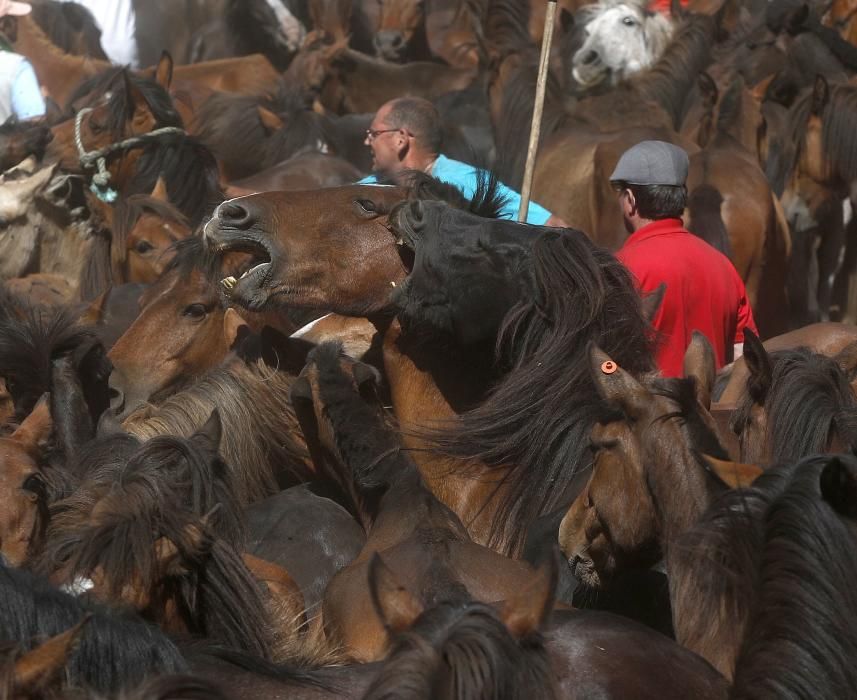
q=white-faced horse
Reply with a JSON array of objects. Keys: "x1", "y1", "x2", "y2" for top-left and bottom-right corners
[{"x1": 572, "y1": 0, "x2": 674, "y2": 88}]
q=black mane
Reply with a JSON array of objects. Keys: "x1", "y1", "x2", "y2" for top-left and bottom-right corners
[
  {"x1": 0, "y1": 565, "x2": 186, "y2": 695},
  {"x1": 731, "y1": 346, "x2": 857, "y2": 462},
  {"x1": 363, "y1": 600, "x2": 557, "y2": 700},
  {"x1": 380, "y1": 168, "x2": 509, "y2": 220},
  {"x1": 671, "y1": 454, "x2": 857, "y2": 696},
  {"x1": 419, "y1": 227, "x2": 655, "y2": 553}
]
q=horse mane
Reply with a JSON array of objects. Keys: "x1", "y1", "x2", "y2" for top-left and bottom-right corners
[
  {"x1": 29, "y1": 0, "x2": 106, "y2": 61},
  {"x1": 670, "y1": 455, "x2": 857, "y2": 691},
  {"x1": 363, "y1": 600, "x2": 557, "y2": 700},
  {"x1": 126, "y1": 135, "x2": 223, "y2": 228},
  {"x1": 380, "y1": 168, "x2": 509, "y2": 220},
  {"x1": 686, "y1": 183, "x2": 733, "y2": 257},
  {"x1": 225, "y1": 0, "x2": 294, "y2": 71},
  {"x1": 425, "y1": 228, "x2": 655, "y2": 553},
  {"x1": 792, "y1": 82, "x2": 857, "y2": 186},
  {"x1": 40, "y1": 434, "x2": 272, "y2": 658},
  {"x1": 481, "y1": 0, "x2": 533, "y2": 59},
  {"x1": 0, "y1": 565, "x2": 186, "y2": 695},
  {"x1": 194, "y1": 88, "x2": 334, "y2": 180},
  {"x1": 633, "y1": 14, "x2": 715, "y2": 129},
  {"x1": 731, "y1": 346, "x2": 857, "y2": 462},
  {"x1": 122, "y1": 356, "x2": 309, "y2": 504},
  {"x1": 491, "y1": 54, "x2": 565, "y2": 189},
  {"x1": 0, "y1": 305, "x2": 98, "y2": 421}
]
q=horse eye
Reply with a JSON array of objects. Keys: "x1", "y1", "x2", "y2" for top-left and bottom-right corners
[
  {"x1": 89, "y1": 118, "x2": 105, "y2": 134},
  {"x1": 182, "y1": 303, "x2": 208, "y2": 320},
  {"x1": 356, "y1": 199, "x2": 377, "y2": 214},
  {"x1": 22, "y1": 473, "x2": 46, "y2": 501},
  {"x1": 622, "y1": 16, "x2": 636, "y2": 25},
  {"x1": 134, "y1": 240, "x2": 154, "y2": 254}
]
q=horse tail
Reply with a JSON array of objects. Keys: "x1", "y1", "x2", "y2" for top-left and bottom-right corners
[{"x1": 687, "y1": 184, "x2": 733, "y2": 258}]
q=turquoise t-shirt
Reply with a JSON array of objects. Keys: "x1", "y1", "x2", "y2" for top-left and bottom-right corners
[{"x1": 357, "y1": 154, "x2": 552, "y2": 225}]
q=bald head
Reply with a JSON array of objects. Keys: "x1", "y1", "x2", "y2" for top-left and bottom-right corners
[{"x1": 382, "y1": 97, "x2": 443, "y2": 154}]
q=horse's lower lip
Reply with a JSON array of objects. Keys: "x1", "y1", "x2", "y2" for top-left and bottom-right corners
[{"x1": 572, "y1": 66, "x2": 604, "y2": 87}]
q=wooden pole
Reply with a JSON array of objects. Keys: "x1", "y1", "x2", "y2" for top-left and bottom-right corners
[{"x1": 517, "y1": 0, "x2": 558, "y2": 223}]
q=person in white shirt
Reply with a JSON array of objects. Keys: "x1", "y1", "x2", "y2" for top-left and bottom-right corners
[
  {"x1": 58, "y1": 0, "x2": 138, "y2": 68},
  {"x1": 0, "y1": 0, "x2": 45, "y2": 121}
]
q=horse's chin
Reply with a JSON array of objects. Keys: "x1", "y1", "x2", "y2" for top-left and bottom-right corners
[{"x1": 572, "y1": 66, "x2": 608, "y2": 89}]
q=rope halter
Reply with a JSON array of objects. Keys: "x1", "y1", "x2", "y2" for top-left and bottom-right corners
[{"x1": 74, "y1": 107, "x2": 187, "y2": 203}]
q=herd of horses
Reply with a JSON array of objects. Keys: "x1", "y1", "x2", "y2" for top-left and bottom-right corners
[{"x1": 0, "y1": 0, "x2": 855, "y2": 697}]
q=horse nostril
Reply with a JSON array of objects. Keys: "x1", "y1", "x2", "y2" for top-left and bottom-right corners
[
  {"x1": 581, "y1": 50, "x2": 599, "y2": 65},
  {"x1": 391, "y1": 34, "x2": 404, "y2": 48},
  {"x1": 218, "y1": 201, "x2": 254, "y2": 229},
  {"x1": 375, "y1": 30, "x2": 405, "y2": 53}
]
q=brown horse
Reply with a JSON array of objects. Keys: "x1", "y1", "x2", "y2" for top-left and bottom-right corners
[
  {"x1": 291, "y1": 342, "x2": 549, "y2": 662},
  {"x1": 729, "y1": 330, "x2": 857, "y2": 463},
  {"x1": 374, "y1": 0, "x2": 431, "y2": 62},
  {"x1": 558, "y1": 337, "x2": 732, "y2": 590},
  {"x1": 0, "y1": 397, "x2": 52, "y2": 567},
  {"x1": 106, "y1": 239, "x2": 247, "y2": 419}
]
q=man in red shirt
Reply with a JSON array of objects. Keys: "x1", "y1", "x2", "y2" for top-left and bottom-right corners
[{"x1": 610, "y1": 140, "x2": 758, "y2": 377}]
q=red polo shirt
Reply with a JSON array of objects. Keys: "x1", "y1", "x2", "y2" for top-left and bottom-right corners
[{"x1": 616, "y1": 218, "x2": 757, "y2": 377}]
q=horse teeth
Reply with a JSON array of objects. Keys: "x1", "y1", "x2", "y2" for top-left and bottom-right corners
[
  {"x1": 396, "y1": 238, "x2": 403, "y2": 246},
  {"x1": 390, "y1": 281, "x2": 396, "y2": 288},
  {"x1": 221, "y1": 276, "x2": 237, "y2": 292}
]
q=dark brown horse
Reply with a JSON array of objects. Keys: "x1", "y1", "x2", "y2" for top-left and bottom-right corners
[{"x1": 291, "y1": 342, "x2": 552, "y2": 661}]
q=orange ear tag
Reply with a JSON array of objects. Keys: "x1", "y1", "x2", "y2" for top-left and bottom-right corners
[{"x1": 601, "y1": 360, "x2": 617, "y2": 374}]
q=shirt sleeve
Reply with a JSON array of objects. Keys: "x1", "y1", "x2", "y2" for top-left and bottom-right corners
[
  {"x1": 356, "y1": 174, "x2": 378, "y2": 184},
  {"x1": 493, "y1": 180, "x2": 553, "y2": 225},
  {"x1": 733, "y1": 281, "x2": 758, "y2": 343},
  {"x1": 11, "y1": 60, "x2": 45, "y2": 120}
]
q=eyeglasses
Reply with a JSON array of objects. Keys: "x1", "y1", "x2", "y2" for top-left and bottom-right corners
[{"x1": 365, "y1": 127, "x2": 400, "y2": 142}]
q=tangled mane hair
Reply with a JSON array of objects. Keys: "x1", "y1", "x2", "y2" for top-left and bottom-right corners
[
  {"x1": 0, "y1": 305, "x2": 100, "y2": 423},
  {"x1": 194, "y1": 88, "x2": 336, "y2": 180},
  {"x1": 39, "y1": 427, "x2": 272, "y2": 658},
  {"x1": 0, "y1": 565, "x2": 186, "y2": 695},
  {"x1": 669, "y1": 454, "x2": 857, "y2": 693},
  {"x1": 363, "y1": 599, "x2": 557, "y2": 700},
  {"x1": 122, "y1": 356, "x2": 310, "y2": 504},
  {"x1": 420, "y1": 228, "x2": 655, "y2": 553},
  {"x1": 113, "y1": 195, "x2": 189, "y2": 269},
  {"x1": 731, "y1": 346, "x2": 857, "y2": 463},
  {"x1": 160, "y1": 235, "x2": 225, "y2": 285},
  {"x1": 65, "y1": 67, "x2": 183, "y2": 135},
  {"x1": 379, "y1": 168, "x2": 509, "y2": 221},
  {"x1": 126, "y1": 135, "x2": 224, "y2": 228},
  {"x1": 780, "y1": 81, "x2": 857, "y2": 189},
  {"x1": 29, "y1": 0, "x2": 107, "y2": 61}
]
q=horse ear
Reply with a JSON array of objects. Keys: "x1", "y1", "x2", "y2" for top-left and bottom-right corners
[
  {"x1": 783, "y1": 2, "x2": 809, "y2": 33},
  {"x1": 259, "y1": 326, "x2": 314, "y2": 375},
  {"x1": 150, "y1": 176, "x2": 169, "y2": 203},
  {"x1": 12, "y1": 395, "x2": 52, "y2": 455},
  {"x1": 741, "y1": 329, "x2": 771, "y2": 403},
  {"x1": 78, "y1": 288, "x2": 109, "y2": 326},
  {"x1": 223, "y1": 308, "x2": 249, "y2": 349},
  {"x1": 834, "y1": 340, "x2": 857, "y2": 383},
  {"x1": 701, "y1": 453, "x2": 763, "y2": 489},
  {"x1": 155, "y1": 51, "x2": 174, "y2": 90},
  {"x1": 290, "y1": 375, "x2": 313, "y2": 405},
  {"x1": 242, "y1": 552, "x2": 306, "y2": 622},
  {"x1": 352, "y1": 360, "x2": 381, "y2": 397},
  {"x1": 588, "y1": 343, "x2": 650, "y2": 419},
  {"x1": 191, "y1": 409, "x2": 222, "y2": 456},
  {"x1": 257, "y1": 106, "x2": 284, "y2": 133},
  {"x1": 641, "y1": 282, "x2": 666, "y2": 323},
  {"x1": 811, "y1": 75, "x2": 830, "y2": 116},
  {"x1": 499, "y1": 550, "x2": 558, "y2": 638},
  {"x1": 368, "y1": 552, "x2": 424, "y2": 634},
  {"x1": 13, "y1": 616, "x2": 91, "y2": 693},
  {"x1": 820, "y1": 455, "x2": 857, "y2": 520},
  {"x1": 683, "y1": 331, "x2": 716, "y2": 410},
  {"x1": 751, "y1": 74, "x2": 775, "y2": 102}
]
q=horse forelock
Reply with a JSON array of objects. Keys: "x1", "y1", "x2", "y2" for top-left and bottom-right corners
[
  {"x1": 670, "y1": 456, "x2": 857, "y2": 689},
  {"x1": 363, "y1": 602, "x2": 557, "y2": 700}
]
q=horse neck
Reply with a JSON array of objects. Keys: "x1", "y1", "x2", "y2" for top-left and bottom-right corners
[
  {"x1": 643, "y1": 419, "x2": 723, "y2": 554},
  {"x1": 15, "y1": 17, "x2": 110, "y2": 103},
  {"x1": 378, "y1": 319, "x2": 511, "y2": 549}
]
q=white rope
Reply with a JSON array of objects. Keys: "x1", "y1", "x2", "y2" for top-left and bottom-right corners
[{"x1": 74, "y1": 107, "x2": 186, "y2": 203}]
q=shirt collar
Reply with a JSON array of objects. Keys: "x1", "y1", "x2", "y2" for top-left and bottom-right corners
[{"x1": 624, "y1": 218, "x2": 685, "y2": 246}]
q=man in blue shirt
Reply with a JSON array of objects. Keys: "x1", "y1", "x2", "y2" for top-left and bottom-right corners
[{"x1": 358, "y1": 97, "x2": 566, "y2": 227}]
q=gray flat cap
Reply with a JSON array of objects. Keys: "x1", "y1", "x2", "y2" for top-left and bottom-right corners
[{"x1": 609, "y1": 141, "x2": 689, "y2": 186}]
